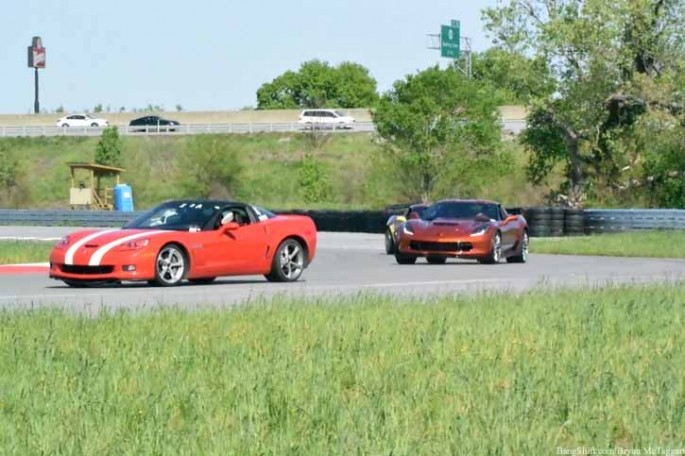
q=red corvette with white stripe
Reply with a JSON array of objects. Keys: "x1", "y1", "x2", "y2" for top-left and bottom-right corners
[{"x1": 49, "y1": 200, "x2": 317, "y2": 287}]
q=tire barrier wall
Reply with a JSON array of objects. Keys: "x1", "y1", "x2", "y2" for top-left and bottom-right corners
[{"x1": 0, "y1": 208, "x2": 684, "y2": 235}]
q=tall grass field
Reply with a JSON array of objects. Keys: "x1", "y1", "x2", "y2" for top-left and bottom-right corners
[{"x1": 1, "y1": 283, "x2": 684, "y2": 454}]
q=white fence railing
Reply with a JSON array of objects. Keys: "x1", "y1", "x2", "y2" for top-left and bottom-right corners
[
  {"x1": 0, "y1": 122, "x2": 377, "y2": 138},
  {"x1": 0, "y1": 119, "x2": 527, "y2": 138}
]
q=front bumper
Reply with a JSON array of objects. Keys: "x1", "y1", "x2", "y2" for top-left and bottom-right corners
[
  {"x1": 396, "y1": 234, "x2": 492, "y2": 258},
  {"x1": 49, "y1": 249, "x2": 156, "y2": 282}
]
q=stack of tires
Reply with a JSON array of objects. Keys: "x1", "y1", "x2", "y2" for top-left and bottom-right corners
[
  {"x1": 525, "y1": 207, "x2": 551, "y2": 237},
  {"x1": 563, "y1": 208, "x2": 586, "y2": 236},
  {"x1": 549, "y1": 207, "x2": 565, "y2": 237}
]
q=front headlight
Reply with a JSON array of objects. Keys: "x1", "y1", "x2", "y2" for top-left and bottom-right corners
[
  {"x1": 116, "y1": 238, "x2": 150, "y2": 251},
  {"x1": 402, "y1": 224, "x2": 414, "y2": 236},
  {"x1": 54, "y1": 235, "x2": 70, "y2": 248},
  {"x1": 469, "y1": 224, "x2": 490, "y2": 237}
]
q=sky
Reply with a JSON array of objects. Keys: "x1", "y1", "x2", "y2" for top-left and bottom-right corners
[{"x1": 1, "y1": 0, "x2": 498, "y2": 115}]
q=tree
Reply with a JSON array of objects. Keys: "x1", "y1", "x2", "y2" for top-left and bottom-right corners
[
  {"x1": 483, "y1": 0, "x2": 685, "y2": 206},
  {"x1": 471, "y1": 48, "x2": 553, "y2": 104},
  {"x1": 95, "y1": 126, "x2": 123, "y2": 169},
  {"x1": 372, "y1": 66, "x2": 502, "y2": 202},
  {"x1": 256, "y1": 60, "x2": 379, "y2": 109},
  {"x1": 298, "y1": 152, "x2": 332, "y2": 203},
  {"x1": 175, "y1": 135, "x2": 242, "y2": 198}
]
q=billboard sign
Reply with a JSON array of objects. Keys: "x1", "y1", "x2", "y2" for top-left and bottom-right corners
[{"x1": 27, "y1": 36, "x2": 46, "y2": 68}]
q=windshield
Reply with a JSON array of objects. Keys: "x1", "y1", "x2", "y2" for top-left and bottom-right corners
[
  {"x1": 421, "y1": 202, "x2": 498, "y2": 221},
  {"x1": 124, "y1": 202, "x2": 222, "y2": 231},
  {"x1": 335, "y1": 110, "x2": 347, "y2": 117},
  {"x1": 252, "y1": 206, "x2": 276, "y2": 221}
]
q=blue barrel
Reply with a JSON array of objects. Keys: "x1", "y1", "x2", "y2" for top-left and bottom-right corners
[{"x1": 113, "y1": 184, "x2": 135, "y2": 212}]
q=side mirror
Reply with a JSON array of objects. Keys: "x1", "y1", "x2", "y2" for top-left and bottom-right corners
[
  {"x1": 222, "y1": 222, "x2": 240, "y2": 232},
  {"x1": 504, "y1": 215, "x2": 518, "y2": 223},
  {"x1": 408, "y1": 212, "x2": 420, "y2": 220}
]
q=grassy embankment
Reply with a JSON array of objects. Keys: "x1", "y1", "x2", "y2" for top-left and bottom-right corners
[
  {"x1": 1, "y1": 230, "x2": 683, "y2": 265},
  {"x1": 529, "y1": 230, "x2": 685, "y2": 258},
  {"x1": 0, "y1": 283, "x2": 684, "y2": 453},
  {"x1": 0, "y1": 133, "x2": 542, "y2": 210}
]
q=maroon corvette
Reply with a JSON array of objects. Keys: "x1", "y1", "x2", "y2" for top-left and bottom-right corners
[{"x1": 393, "y1": 199, "x2": 529, "y2": 265}]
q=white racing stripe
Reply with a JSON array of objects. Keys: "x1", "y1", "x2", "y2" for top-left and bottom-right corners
[
  {"x1": 65, "y1": 229, "x2": 119, "y2": 265},
  {"x1": 88, "y1": 231, "x2": 166, "y2": 266}
]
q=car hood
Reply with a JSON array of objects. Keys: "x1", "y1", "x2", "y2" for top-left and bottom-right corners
[
  {"x1": 56, "y1": 228, "x2": 177, "y2": 265},
  {"x1": 405, "y1": 219, "x2": 490, "y2": 236}
]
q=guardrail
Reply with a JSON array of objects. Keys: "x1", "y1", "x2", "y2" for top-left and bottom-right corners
[
  {"x1": 0, "y1": 119, "x2": 527, "y2": 138},
  {"x1": 1, "y1": 207, "x2": 684, "y2": 235},
  {"x1": 584, "y1": 209, "x2": 685, "y2": 233},
  {"x1": 0, "y1": 122, "x2": 376, "y2": 138}
]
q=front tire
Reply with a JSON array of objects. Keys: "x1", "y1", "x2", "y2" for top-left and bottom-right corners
[
  {"x1": 384, "y1": 229, "x2": 396, "y2": 254},
  {"x1": 479, "y1": 231, "x2": 502, "y2": 264},
  {"x1": 426, "y1": 256, "x2": 447, "y2": 264},
  {"x1": 154, "y1": 244, "x2": 187, "y2": 286},
  {"x1": 265, "y1": 238, "x2": 305, "y2": 282},
  {"x1": 395, "y1": 252, "x2": 417, "y2": 264}
]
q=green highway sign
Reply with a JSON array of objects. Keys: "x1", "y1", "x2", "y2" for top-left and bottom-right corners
[{"x1": 440, "y1": 22, "x2": 460, "y2": 59}]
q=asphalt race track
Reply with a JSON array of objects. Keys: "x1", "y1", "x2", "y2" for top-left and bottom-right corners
[{"x1": 1, "y1": 228, "x2": 684, "y2": 314}]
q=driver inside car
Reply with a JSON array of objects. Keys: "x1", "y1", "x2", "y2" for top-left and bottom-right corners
[{"x1": 220, "y1": 211, "x2": 234, "y2": 225}]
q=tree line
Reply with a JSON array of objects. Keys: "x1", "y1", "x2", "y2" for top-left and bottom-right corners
[{"x1": 256, "y1": 0, "x2": 685, "y2": 208}]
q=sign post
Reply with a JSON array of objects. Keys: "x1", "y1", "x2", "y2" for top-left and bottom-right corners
[
  {"x1": 426, "y1": 20, "x2": 471, "y2": 78},
  {"x1": 27, "y1": 36, "x2": 46, "y2": 114}
]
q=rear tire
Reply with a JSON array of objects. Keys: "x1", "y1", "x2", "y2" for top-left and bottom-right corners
[
  {"x1": 395, "y1": 252, "x2": 417, "y2": 265},
  {"x1": 507, "y1": 231, "x2": 529, "y2": 263},
  {"x1": 265, "y1": 238, "x2": 306, "y2": 282},
  {"x1": 426, "y1": 256, "x2": 447, "y2": 264}
]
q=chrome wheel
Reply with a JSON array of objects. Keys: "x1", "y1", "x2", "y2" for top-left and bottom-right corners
[
  {"x1": 492, "y1": 233, "x2": 502, "y2": 263},
  {"x1": 155, "y1": 245, "x2": 186, "y2": 286},
  {"x1": 279, "y1": 241, "x2": 304, "y2": 281},
  {"x1": 481, "y1": 232, "x2": 502, "y2": 264},
  {"x1": 507, "y1": 230, "x2": 529, "y2": 264}
]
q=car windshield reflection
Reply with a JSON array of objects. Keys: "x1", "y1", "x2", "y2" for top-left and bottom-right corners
[
  {"x1": 124, "y1": 202, "x2": 221, "y2": 231},
  {"x1": 421, "y1": 202, "x2": 498, "y2": 221}
]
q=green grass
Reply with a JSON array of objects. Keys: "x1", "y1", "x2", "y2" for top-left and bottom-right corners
[
  {"x1": 0, "y1": 133, "x2": 545, "y2": 210},
  {"x1": 0, "y1": 240, "x2": 53, "y2": 264},
  {"x1": 531, "y1": 230, "x2": 685, "y2": 258},
  {"x1": 3, "y1": 230, "x2": 685, "y2": 265},
  {"x1": 1, "y1": 283, "x2": 684, "y2": 454}
]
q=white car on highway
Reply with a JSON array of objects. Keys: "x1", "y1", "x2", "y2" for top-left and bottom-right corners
[
  {"x1": 56, "y1": 114, "x2": 109, "y2": 128},
  {"x1": 298, "y1": 109, "x2": 355, "y2": 129}
]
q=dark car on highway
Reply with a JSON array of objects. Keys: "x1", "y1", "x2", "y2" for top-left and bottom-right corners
[{"x1": 128, "y1": 115, "x2": 181, "y2": 132}]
